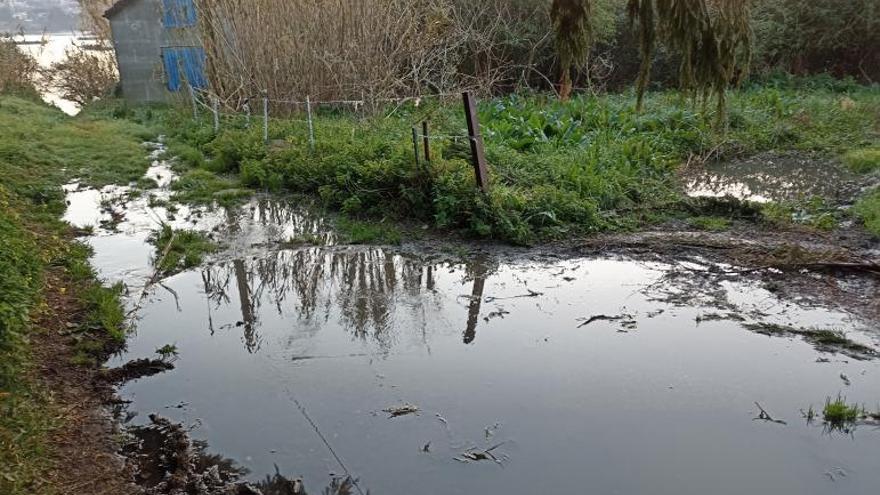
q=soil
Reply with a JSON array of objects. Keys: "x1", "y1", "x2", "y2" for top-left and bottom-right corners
[{"x1": 29, "y1": 267, "x2": 140, "y2": 495}]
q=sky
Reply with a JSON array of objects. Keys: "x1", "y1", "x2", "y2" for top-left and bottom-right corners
[{"x1": 0, "y1": 0, "x2": 81, "y2": 33}]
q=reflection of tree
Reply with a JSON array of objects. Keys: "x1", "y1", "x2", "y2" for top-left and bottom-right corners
[{"x1": 200, "y1": 248, "x2": 453, "y2": 353}]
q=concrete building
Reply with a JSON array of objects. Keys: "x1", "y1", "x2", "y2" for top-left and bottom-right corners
[{"x1": 105, "y1": 0, "x2": 207, "y2": 102}]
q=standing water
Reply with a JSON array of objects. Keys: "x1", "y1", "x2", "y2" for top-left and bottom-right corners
[{"x1": 67, "y1": 149, "x2": 880, "y2": 495}]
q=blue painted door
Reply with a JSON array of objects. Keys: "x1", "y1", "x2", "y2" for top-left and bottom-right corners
[{"x1": 162, "y1": 47, "x2": 207, "y2": 92}]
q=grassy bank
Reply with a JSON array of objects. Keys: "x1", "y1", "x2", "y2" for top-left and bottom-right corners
[
  {"x1": 151, "y1": 78, "x2": 879, "y2": 244},
  {"x1": 0, "y1": 94, "x2": 152, "y2": 493}
]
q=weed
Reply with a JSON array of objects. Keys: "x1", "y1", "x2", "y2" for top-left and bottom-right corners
[
  {"x1": 823, "y1": 395, "x2": 862, "y2": 430},
  {"x1": 688, "y1": 216, "x2": 731, "y2": 231},
  {"x1": 337, "y1": 218, "x2": 402, "y2": 245},
  {"x1": 171, "y1": 169, "x2": 250, "y2": 206},
  {"x1": 843, "y1": 147, "x2": 880, "y2": 174},
  {"x1": 854, "y1": 189, "x2": 880, "y2": 237},
  {"x1": 149, "y1": 225, "x2": 218, "y2": 275}
]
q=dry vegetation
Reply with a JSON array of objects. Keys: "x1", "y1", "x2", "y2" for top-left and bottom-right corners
[
  {"x1": 0, "y1": 36, "x2": 40, "y2": 94},
  {"x1": 43, "y1": 47, "x2": 118, "y2": 106}
]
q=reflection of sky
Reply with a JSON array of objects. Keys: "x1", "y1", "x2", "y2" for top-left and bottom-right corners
[
  {"x1": 112, "y1": 248, "x2": 880, "y2": 495},
  {"x1": 65, "y1": 150, "x2": 880, "y2": 495}
]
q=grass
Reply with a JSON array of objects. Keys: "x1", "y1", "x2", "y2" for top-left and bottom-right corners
[
  {"x1": 142, "y1": 78, "x2": 879, "y2": 244},
  {"x1": 149, "y1": 225, "x2": 218, "y2": 275},
  {"x1": 854, "y1": 189, "x2": 880, "y2": 236},
  {"x1": 843, "y1": 147, "x2": 880, "y2": 174},
  {"x1": 0, "y1": 93, "x2": 149, "y2": 493},
  {"x1": 337, "y1": 218, "x2": 403, "y2": 245},
  {"x1": 823, "y1": 395, "x2": 863, "y2": 430},
  {"x1": 687, "y1": 216, "x2": 731, "y2": 231}
]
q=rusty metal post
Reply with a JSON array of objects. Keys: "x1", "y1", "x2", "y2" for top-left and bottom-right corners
[
  {"x1": 411, "y1": 127, "x2": 421, "y2": 167},
  {"x1": 462, "y1": 92, "x2": 489, "y2": 192},
  {"x1": 422, "y1": 121, "x2": 431, "y2": 162}
]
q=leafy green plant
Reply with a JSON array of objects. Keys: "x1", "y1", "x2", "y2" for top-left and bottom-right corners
[{"x1": 149, "y1": 225, "x2": 218, "y2": 275}]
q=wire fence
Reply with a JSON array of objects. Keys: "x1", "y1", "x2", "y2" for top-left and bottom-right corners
[{"x1": 188, "y1": 86, "x2": 490, "y2": 191}]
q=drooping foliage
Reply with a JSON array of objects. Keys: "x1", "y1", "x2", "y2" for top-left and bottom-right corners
[
  {"x1": 550, "y1": 0, "x2": 593, "y2": 101},
  {"x1": 628, "y1": 0, "x2": 752, "y2": 122}
]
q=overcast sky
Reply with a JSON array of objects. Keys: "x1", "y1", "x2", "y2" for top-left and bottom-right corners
[{"x1": 0, "y1": 0, "x2": 81, "y2": 33}]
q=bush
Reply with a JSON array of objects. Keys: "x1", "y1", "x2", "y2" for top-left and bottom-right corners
[
  {"x1": 0, "y1": 37, "x2": 39, "y2": 96},
  {"x1": 42, "y1": 47, "x2": 118, "y2": 106}
]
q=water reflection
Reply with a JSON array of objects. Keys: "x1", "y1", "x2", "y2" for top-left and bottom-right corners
[{"x1": 201, "y1": 248, "x2": 461, "y2": 354}]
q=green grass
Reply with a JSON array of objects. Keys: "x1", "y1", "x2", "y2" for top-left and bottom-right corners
[
  {"x1": 152, "y1": 80, "x2": 879, "y2": 244},
  {"x1": 149, "y1": 225, "x2": 218, "y2": 275},
  {"x1": 843, "y1": 147, "x2": 880, "y2": 174},
  {"x1": 854, "y1": 189, "x2": 880, "y2": 236},
  {"x1": 687, "y1": 216, "x2": 731, "y2": 231},
  {"x1": 170, "y1": 168, "x2": 250, "y2": 205},
  {"x1": 0, "y1": 94, "x2": 150, "y2": 493},
  {"x1": 823, "y1": 395, "x2": 863, "y2": 425},
  {"x1": 337, "y1": 218, "x2": 403, "y2": 245}
]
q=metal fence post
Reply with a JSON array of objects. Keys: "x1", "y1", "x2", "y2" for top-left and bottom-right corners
[
  {"x1": 306, "y1": 95, "x2": 315, "y2": 151},
  {"x1": 462, "y1": 92, "x2": 490, "y2": 193},
  {"x1": 189, "y1": 84, "x2": 198, "y2": 120},
  {"x1": 262, "y1": 93, "x2": 269, "y2": 144},
  {"x1": 212, "y1": 95, "x2": 220, "y2": 133}
]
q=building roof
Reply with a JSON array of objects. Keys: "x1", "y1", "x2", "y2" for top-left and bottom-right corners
[{"x1": 104, "y1": 0, "x2": 139, "y2": 19}]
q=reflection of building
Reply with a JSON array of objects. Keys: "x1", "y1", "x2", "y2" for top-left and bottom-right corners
[{"x1": 104, "y1": 0, "x2": 207, "y2": 102}]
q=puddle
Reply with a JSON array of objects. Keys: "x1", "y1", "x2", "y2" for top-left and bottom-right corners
[
  {"x1": 112, "y1": 250, "x2": 880, "y2": 495},
  {"x1": 64, "y1": 142, "x2": 334, "y2": 296},
  {"x1": 685, "y1": 153, "x2": 862, "y2": 203},
  {"x1": 67, "y1": 146, "x2": 880, "y2": 494}
]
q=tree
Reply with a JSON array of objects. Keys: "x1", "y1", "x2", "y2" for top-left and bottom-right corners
[
  {"x1": 627, "y1": 0, "x2": 752, "y2": 124},
  {"x1": 550, "y1": 0, "x2": 593, "y2": 101}
]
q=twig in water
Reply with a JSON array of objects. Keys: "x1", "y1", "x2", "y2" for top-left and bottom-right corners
[{"x1": 754, "y1": 402, "x2": 787, "y2": 425}]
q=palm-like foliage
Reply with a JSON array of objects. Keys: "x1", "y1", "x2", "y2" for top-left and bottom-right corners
[
  {"x1": 628, "y1": 0, "x2": 752, "y2": 124},
  {"x1": 551, "y1": 0, "x2": 593, "y2": 101}
]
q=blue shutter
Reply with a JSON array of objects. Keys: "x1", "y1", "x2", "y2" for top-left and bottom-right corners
[
  {"x1": 162, "y1": 47, "x2": 207, "y2": 92},
  {"x1": 162, "y1": 0, "x2": 197, "y2": 28}
]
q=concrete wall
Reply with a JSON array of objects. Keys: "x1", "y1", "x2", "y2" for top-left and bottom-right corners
[
  {"x1": 108, "y1": 0, "x2": 167, "y2": 103},
  {"x1": 109, "y1": 0, "x2": 203, "y2": 103}
]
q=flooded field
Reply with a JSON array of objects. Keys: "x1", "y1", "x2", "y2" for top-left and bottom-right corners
[{"x1": 67, "y1": 148, "x2": 880, "y2": 495}]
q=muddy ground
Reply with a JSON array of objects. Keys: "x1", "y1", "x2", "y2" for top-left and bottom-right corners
[{"x1": 44, "y1": 148, "x2": 880, "y2": 494}]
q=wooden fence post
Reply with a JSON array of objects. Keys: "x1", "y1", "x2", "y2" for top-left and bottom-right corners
[
  {"x1": 462, "y1": 92, "x2": 489, "y2": 193},
  {"x1": 422, "y1": 121, "x2": 431, "y2": 162},
  {"x1": 411, "y1": 127, "x2": 421, "y2": 167}
]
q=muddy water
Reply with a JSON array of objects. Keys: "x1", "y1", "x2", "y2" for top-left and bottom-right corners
[
  {"x1": 68, "y1": 151, "x2": 880, "y2": 495},
  {"x1": 685, "y1": 152, "x2": 863, "y2": 203}
]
